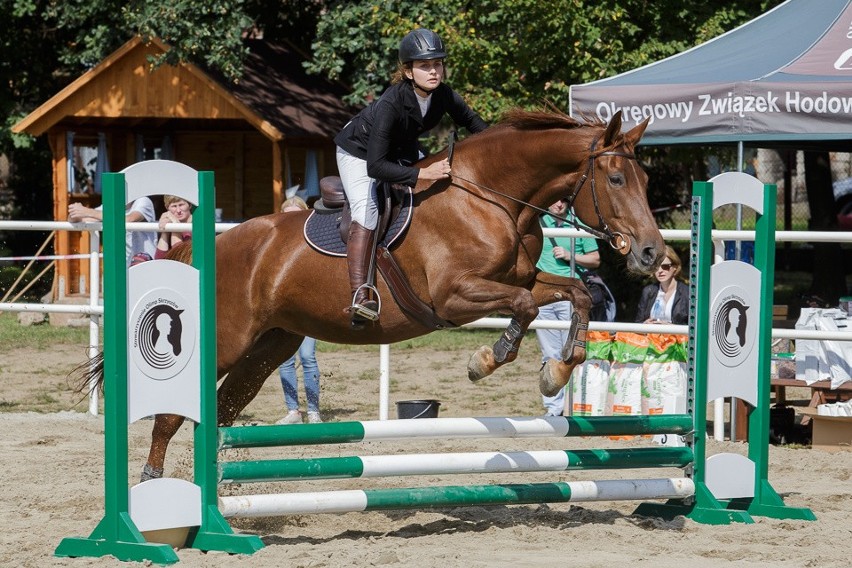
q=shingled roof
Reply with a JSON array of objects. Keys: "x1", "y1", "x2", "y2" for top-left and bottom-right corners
[
  {"x1": 13, "y1": 36, "x2": 358, "y2": 141},
  {"x1": 217, "y1": 38, "x2": 358, "y2": 139}
]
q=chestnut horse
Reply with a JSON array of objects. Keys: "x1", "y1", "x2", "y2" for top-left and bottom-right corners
[{"x1": 119, "y1": 109, "x2": 664, "y2": 479}]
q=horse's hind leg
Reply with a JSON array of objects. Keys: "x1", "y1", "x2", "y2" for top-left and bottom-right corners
[
  {"x1": 217, "y1": 328, "x2": 302, "y2": 426},
  {"x1": 141, "y1": 329, "x2": 301, "y2": 481},
  {"x1": 528, "y1": 272, "x2": 592, "y2": 397},
  {"x1": 143, "y1": 414, "x2": 186, "y2": 481}
]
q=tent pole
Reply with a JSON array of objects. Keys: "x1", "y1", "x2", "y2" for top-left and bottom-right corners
[{"x1": 729, "y1": 141, "x2": 745, "y2": 443}]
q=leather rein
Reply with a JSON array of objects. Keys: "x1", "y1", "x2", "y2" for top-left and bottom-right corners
[{"x1": 448, "y1": 134, "x2": 636, "y2": 252}]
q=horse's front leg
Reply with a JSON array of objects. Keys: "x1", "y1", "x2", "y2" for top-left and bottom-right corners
[
  {"x1": 529, "y1": 272, "x2": 593, "y2": 396},
  {"x1": 439, "y1": 278, "x2": 539, "y2": 382}
]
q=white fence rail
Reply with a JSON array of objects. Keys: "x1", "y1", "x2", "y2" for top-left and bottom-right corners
[{"x1": 1, "y1": 221, "x2": 850, "y2": 424}]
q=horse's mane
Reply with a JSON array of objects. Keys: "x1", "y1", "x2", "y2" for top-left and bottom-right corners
[{"x1": 498, "y1": 107, "x2": 605, "y2": 131}]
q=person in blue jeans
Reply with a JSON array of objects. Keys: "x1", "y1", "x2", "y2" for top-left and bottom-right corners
[
  {"x1": 276, "y1": 196, "x2": 323, "y2": 424},
  {"x1": 536, "y1": 199, "x2": 600, "y2": 417},
  {"x1": 277, "y1": 336, "x2": 322, "y2": 424}
]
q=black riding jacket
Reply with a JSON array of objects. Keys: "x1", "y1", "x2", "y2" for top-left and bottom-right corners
[{"x1": 334, "y1": 80, "x2": 488, "y2": 187}]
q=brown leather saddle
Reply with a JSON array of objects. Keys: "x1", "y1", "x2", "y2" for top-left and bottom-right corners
[{"x1": 304, "y1": 176, "x2": 456, "y2": 330}]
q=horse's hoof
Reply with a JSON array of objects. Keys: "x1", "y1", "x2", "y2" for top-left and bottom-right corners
[
  {"x1": 467, "y1": 346, "x2": 494, "y2": 382},
  {"x1": 140, "y1": 463, "x2": 164, "y2": 483},
  {"x1": 539, "y1": 358, "x2": 573, "y2": 397}
]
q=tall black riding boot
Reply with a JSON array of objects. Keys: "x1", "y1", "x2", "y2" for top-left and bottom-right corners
[{"x1": 347, "y1": 222, "x2": 380, "y2": 328}]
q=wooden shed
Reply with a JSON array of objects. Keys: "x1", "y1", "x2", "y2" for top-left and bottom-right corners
[{"x1": 13, "y1": 36, "x2": 354, "y2": 299}]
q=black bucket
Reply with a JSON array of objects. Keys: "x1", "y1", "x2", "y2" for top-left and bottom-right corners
[{"x1": 396, "y1": 399, "x2": 441, "y2": 419}]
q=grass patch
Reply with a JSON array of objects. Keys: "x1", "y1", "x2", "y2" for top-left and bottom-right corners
[
  {"x1": 357, "y1": 369, "x2": 379, "y2": 382},
  {"x1": 667, "y1": 206, "x2": 810, "y2": 231},
  {"x1": 0, "y1": 313, "x2": 91, "y2": 352},
  {"x1": 33, "y1": 392, "x2": 59, "y2": 405}
]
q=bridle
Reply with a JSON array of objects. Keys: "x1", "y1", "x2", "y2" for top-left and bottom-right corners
[{"x1": 448, "y1": 133, "x2": 638, "y2": 253}]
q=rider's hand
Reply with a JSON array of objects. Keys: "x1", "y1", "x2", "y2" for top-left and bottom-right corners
[{"x1": 418, "y1": 158, "x2": 452, "y2": 181}]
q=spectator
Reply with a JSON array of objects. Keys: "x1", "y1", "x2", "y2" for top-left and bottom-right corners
[
  {"x1": 277, "y1": 337, "x2": 322, "y2": 424},
  {"x1": 68, "y1": 198, "x2": 156, "y2": 267},
  {"x1": 536, "y1": 199, "x2": 600, "y2": 417},
  {"x1": 155, "y1": 195, "x2": 192, "y2": 260},
  {"x1": 276, "y1": 196, "x2": 323, "y2": 424},
  {"x1": 635, "y1": 245, "x2": 689, "y2": 325}
]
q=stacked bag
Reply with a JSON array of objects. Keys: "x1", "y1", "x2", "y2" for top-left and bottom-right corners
[
  {"x1": 569, "y1": 332, "x2": 688, "y2": 422},
  {"x1": 568, "y1": 331, "x2": 613, "y2": 416}
]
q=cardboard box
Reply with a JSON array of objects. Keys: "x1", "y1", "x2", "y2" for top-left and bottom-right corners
[{"x1": 801, "y1": 408, "x2": 852, "y2": 451}]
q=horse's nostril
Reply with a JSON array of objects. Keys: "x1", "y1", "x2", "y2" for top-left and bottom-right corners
[{"x1": 641, "y1": 246, "x2": 659, "y2": 268}]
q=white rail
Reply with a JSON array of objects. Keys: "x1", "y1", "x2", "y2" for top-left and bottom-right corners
[{"x1": 0, "y1": 221, "x2": 849, "y2": 420}]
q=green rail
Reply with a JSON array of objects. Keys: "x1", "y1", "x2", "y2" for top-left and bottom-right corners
[
  {"x1": 218, "y1": 414, "x2": 694, "y2": 450},
  {"x1": 219, "y1": 447, "x2": 694, "y2": 484}
]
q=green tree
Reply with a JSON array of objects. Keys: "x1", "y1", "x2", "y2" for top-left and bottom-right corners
[
  {"x1": 306, "y1": 0, "x2": 782, "y2": 120},
  {"x1": 1, "y1": 0, "x2": 786, "y2": 258},
  {"x1": 1, "y1": 0, "x2": 322, "y2": 253}
]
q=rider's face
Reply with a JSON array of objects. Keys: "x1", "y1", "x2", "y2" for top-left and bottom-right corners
[{"x1": 407, "y1": 59, "x2": 444, "y2": 94}]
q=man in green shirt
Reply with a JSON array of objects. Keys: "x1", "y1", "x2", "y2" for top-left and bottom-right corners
[{"x1": 536, "y1": 199, "x2": 600, "y2": 416}]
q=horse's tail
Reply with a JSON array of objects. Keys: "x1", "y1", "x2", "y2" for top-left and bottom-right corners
[
  {"x1": 67, "y1": 242, "x2": 193, "y2": 398},
  {"x1": 68, "y1": 351, "x2": 105, "y2": 395}
]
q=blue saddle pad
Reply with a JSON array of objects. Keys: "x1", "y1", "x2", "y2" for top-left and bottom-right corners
[{"x1": 304, "y1": 188, "x2": 414, "y2": 256}]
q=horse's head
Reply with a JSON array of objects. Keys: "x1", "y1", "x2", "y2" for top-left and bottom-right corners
[
  {"x1": 569, "y1": 111, "x2": 665, "y2": 274},
  {"x1": 439, "y1": 108, "x2": 664, "y2": 274}
]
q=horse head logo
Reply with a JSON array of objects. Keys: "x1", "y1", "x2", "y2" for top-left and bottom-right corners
[
  {"x1": 138, "y1": 304, "x2": 185, "y2": 369},
  {"x1": 714, "y1": 299, "x2": 749, "y2": 358}
]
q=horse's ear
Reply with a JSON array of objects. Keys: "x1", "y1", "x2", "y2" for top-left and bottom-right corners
[
  {"x1": 603, "y1": 110, "x2": 623, "y2": 146},
  {"x1": 624, "y1": 116, "x2": 651, "y2": 148}
]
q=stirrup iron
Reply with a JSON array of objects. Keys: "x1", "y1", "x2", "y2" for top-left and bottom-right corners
[{"x1": 350, "y1": 283, "x2": 381, "y2": 321}]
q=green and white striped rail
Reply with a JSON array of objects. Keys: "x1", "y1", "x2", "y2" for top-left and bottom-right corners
[
  {"x1": 218, "y1": 414, "x2": 694, "y2": 449},
  {"x1": 219, "y1": 447, "x2": 694, "y2": 484},
  {"x1": 219, "y1": 478, "x2": 696, "y2": 517}
]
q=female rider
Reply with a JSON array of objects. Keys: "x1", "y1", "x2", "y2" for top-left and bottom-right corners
[{"x1": 334, "y1": 28, "x2": 488, "y2": 328}]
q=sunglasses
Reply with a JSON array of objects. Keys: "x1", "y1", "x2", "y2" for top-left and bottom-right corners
[{"x1": 658, "y1": 262, "x2": 674, "y2": 270}]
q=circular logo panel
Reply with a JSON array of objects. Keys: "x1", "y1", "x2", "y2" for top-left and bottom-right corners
[
  {"x1": 710, "y1": 284, "x2": 757, "y2": 368},
  {"x1": 130, "y1": 287, "x2": 196, "y2": 380}
]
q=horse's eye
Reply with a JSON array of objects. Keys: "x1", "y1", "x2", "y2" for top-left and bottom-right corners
[{"x1": 609, "y1": 173, "x2": 625, "y2": 187}]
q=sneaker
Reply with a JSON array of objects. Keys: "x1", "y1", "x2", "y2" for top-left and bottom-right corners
[
  {"x1": 276, "y1": 410, "x2": 302, "y2": 425},
  {"x1": 306, "y1": 411, "x2": 323, "y2": 424}
]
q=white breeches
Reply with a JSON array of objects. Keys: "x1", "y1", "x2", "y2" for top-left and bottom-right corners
[{"x1": 336, "y1": 147, "x2": 378, "y2": 229}]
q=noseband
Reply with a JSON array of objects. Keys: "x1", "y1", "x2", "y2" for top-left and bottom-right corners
[{"x1": 449, "y1": 134, "x2": 638, "y2": 254}]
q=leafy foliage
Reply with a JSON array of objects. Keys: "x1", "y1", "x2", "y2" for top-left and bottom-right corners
[
  {"x1": 306, "y1": 0, "x2": 783, "y2": 122},
  {"x1": 1, "y1": 0, "x2": 784, "y2": 257}
]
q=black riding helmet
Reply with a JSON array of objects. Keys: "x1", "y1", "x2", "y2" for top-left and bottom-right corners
[{"x1": 398, "y1": 28, "x2": 447, "y2": 63}]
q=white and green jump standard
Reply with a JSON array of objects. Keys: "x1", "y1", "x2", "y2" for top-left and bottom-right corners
[{"x1": 54, "y1": 165, "x2": 814, "y2": 565}]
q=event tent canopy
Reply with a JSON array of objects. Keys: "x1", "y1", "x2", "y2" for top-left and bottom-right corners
[{"x1": 569, "y1": 0, "x2": 852, "y2": 147}]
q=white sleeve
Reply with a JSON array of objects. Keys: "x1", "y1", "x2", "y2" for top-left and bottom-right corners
[{"x1": 128, "y1": 196, "x2": 156, "y2": 222}]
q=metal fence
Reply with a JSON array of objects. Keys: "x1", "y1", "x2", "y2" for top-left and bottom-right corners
[{"x1": 731, "y1": 149, "x2": 851, "y2": 230}]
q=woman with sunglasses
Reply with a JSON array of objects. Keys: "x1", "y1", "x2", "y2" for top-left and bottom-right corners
[{"x1": 635, "y1": 245, "x2": 689, "y2": 325}]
